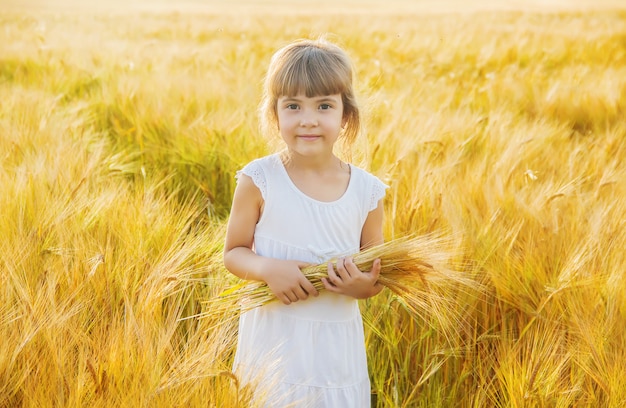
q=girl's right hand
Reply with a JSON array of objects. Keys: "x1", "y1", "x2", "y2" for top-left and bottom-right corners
[{"x1": 261, "y1": 259, "x2": 318, "y2": 305}]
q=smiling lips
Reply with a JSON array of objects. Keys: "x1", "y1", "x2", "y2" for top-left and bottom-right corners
[{"x1": 298, "y1": 135, "x2": 321, "y2": 140}]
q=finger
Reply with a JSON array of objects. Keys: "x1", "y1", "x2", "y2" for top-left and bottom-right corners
[
  {"x1": 293, "y1": 285, "x2": 309, "y2": 300},
  {"x1": 335, "y1": 258, "x2": 350, "y2": 280},
  {"x1": 286, "y1": 291, "x2": 299, "y2": 303},
  {"x1": 327, "y1": 261, "x2": 341, "y2": 285},
  {"x1": 281, "y1": 295, "x2": 292, "y2": 305},
  {"x1": 370, "y1": 258, "x2": 382, "y2": 280},
  {"x1": 321, "y1": 277, "x2": 339, "y2": 292},
  {"x1": 301, "y1": 280, "x2": 319, "y2": 297},
  {"x1": 343, "y1": 257, "x2": 359, "y2": 276}
]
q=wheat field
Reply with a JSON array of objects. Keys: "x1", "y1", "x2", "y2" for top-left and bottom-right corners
[{"x1": 1, "y1": 0, "x2": 625, "y2": 406}]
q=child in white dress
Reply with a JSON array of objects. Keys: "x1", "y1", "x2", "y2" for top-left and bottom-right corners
[{"x1": 223, "y1": 38, "x2": 388, "y2": 407}]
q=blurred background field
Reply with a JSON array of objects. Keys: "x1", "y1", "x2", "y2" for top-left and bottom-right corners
[{"x1": 1, "y1": 0, "x2": 625, "y2": 406}]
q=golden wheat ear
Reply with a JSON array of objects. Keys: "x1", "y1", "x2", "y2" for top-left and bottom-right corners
[{"x1": 208, "y1": 234, "x2": 483, "y2": 329}]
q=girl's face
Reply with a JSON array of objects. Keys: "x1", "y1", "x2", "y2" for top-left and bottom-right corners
[{"x1": 276, "y1": 93, "x2": 345, "y2": 159}]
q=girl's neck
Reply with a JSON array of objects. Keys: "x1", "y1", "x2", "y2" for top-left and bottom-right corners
[
  {"x1": 280, "y1": 150, "x2": 344, "y2": 173},
  {"x1": 279, "y1": 149, "x2": 351, "y2": 203}
]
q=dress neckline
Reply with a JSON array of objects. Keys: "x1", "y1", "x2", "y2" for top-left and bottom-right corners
[{"x1": 273, "y1": 153, "x2": 354, "y2": 205}]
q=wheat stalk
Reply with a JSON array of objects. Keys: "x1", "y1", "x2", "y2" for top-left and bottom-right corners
[{"x1": 206, "y1": 234, "x2": 481, "y2": 330}]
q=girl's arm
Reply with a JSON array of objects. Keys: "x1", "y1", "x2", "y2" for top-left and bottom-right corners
[
  {"x1": 321, "y1": 199, "x2": 385, "y2": 299},
  {"x1": 360, "y1": 198, "x2": 385, "y2": 250},
  {"x1": 223, "y1": 174, "x2": 318, "y2": 305}
]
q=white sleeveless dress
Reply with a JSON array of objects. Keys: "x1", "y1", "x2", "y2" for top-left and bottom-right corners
[{"x1": 232, "y1": 153, "x2": 388, "y2": 408}]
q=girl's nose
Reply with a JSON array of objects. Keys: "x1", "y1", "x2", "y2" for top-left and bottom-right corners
[{"x1": 299, "y1": 112, "x2": 318, "y2": 127}]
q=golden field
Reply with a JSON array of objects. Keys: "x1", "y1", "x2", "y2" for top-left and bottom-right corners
[{"x1": 1, "y1": 0, "x2": 625, "y2": 406}]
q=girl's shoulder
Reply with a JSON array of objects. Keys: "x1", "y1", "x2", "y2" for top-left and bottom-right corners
[
  {"x1": 349, "y1": 164, "x2": 388, "y2": 187},
  {"x1": 239, "y1": 153, "x2": 279, "y2": 170},
  {"x1": 240, "y1": 153, "x2": 285, "y2": 173},
  {"x1": 348, "y1": 164, "x2": 389, "y2": 211},
  {"x1": 236, "y1": 154, "x2": 282, "y2": 200}
]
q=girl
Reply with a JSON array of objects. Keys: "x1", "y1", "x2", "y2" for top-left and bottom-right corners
[{"x1": 223, "y1": 38, "x2": 388, "y2": 407}]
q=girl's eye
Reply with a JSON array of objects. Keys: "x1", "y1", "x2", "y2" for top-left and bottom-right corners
[
  {"x1": 286, "y1": 104, "x2": 299, "y2": 110},
  {"x1": 319, "y1": 104, "x2": 332, "y2": 110}
]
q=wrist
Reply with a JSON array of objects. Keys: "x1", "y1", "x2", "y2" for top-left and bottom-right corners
[{"x1": 257, "y1": 257, "x2": 274, "y2": 283}]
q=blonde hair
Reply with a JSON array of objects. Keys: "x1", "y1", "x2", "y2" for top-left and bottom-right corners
[{"x1": 260, "y1": 38, "x2": 360, "y2": 148}]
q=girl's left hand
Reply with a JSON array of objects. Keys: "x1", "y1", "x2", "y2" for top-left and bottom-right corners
[{"x1": 321, "y1": 257, "x2": 383, "y2": 299}]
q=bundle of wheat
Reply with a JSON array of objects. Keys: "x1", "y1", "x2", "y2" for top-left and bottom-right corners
[{"x1": 206, "y1": 234, "x2": 481, "y2": 329}]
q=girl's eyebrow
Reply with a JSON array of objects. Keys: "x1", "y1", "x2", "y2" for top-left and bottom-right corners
[
  {"x1": 281, "y1": 96, "x2": 339, "y2": 103},
  {"x1": 281, "y1": 97, "x2": 301, "y2": 103},
  {"x1": 315, "y1": 97, "x2": 339, "y2": 103}
]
